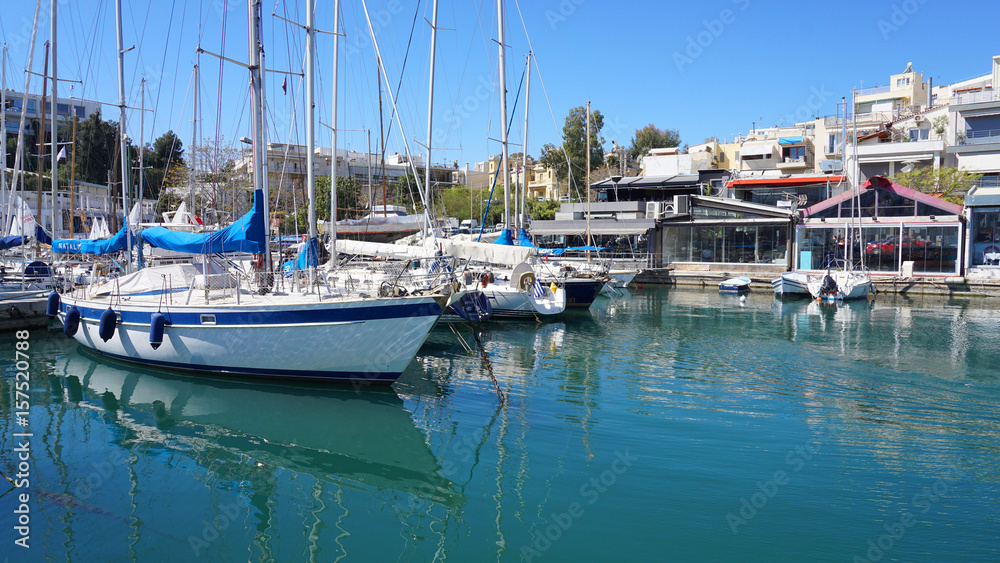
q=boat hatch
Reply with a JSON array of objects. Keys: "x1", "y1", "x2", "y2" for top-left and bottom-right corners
[{"x1": 200, "y1": 314, "x2": 217, "y2": 325}]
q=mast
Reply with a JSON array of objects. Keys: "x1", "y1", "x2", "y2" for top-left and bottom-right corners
[
  {"x1": 35, "y1": 41, "x2": 49, "y2": 253},
  {"x1": 70, "y1": 108, "x2": 77, "y2": 236},
  {"x1": 497, "y1": 0, "x2": 510, "y2": 232},
  {"x1": 1, "y1": 45, "x2": 7, "y2": 232},
  {"x1": 378, "y1": 61, "x2": 385, "y2": 215},
  {"x1": 50, "y1": 0, "x2": 59, "y2": 235},
  {"x1": 248, "y1": 0, "x2": 270, "y2": 275},
  {"x1": 520, "y1": 51, "x2": 531, "y2": 231},
  {"x1": 423, "y1": 0, "x2": 439, "y2": 235},
  {"x1": 328, "y1": 0, "x2": 340, "y2": 265},
  {"x1": 115, "y1": 0, "x2": 131, "y2": 272},
  {"x1": 306, "y1": 0, "x2": 316, "y2": 244},
  {"x1": 586, "y1": 100, "x2": 592, "y2": 254},
  {"x1": 139, "y1": 78, "x2": 145, "y2": 216},
  {"x1": 190, "y1": 63, "x2": 198, "y2": 214}
]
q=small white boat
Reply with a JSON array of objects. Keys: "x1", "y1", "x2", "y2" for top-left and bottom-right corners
[
  {"x1": 807, "y1": 270, "x2": 873, "y2": 301},
  {"x1": 719, "y1": 276, "x2": 751, "y2": 294},
  {"x1": 771, "y1": 272, "x2": 811, "y2": 296}
]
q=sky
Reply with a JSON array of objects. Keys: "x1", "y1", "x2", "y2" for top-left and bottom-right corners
[{"x1": 2, "y1": 0, "x2": 999, "y2": 171}]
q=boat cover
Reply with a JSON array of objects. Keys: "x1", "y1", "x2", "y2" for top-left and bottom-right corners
[
  {"x1": 52, "y1": 225, "x2": 131, "y2": 255},
  {"x1": 141, "y1": 189, "x2": 266, "y2": 254},
  {"x1": 0, "y1": 236, "x2": 24, "y2": 250}
]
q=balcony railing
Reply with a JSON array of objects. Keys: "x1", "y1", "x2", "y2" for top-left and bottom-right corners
[
  {"x1": 857, "y1": 85, "x2": 891, "y2": 96},
  {"x1": 950, "y1": 90, "x2": 998, "y2": 106},
  {"x1": 963, "y1": 129, "x2": 1000, "y2": 145}
]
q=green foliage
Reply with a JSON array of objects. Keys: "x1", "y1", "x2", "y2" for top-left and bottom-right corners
[
  {"x1": 526, "y1": 198, "x2": 560, "y2": 220},
  {"x1": 74, "y1": 110, "x2": 119, "y2": 185},
  {"x1": 539, "y1": 105, "x2": 605, "y2": 185},
  {"x1": 891, "y1": 166, "x2": 981, "y2": 204},
  {"x1": 932, "y1": 115, "x2": 949, "y2": 137},
  {"x1": 628, "y1": 124, "x2": 681, "y2": 159},
  {"x1": 315, "y1": 175, "x2": 364, "y2": 222}
]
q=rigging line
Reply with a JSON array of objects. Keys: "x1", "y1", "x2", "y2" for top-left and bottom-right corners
[
  {"x1": 152, "y1": 67, "x2": 194, "y2": 212},
  {"x1": 214, "y1": 0, "x2": 228, "y2": 154},
  {"x1": 511, "y1": 0, "x2": 577, "y2": 196},
  {"x1": 146, "y1": 0, "x2": 179, "y2": 155},
  {"x1": 379, "y1": 0, "x2": 422, "y2": 154}
]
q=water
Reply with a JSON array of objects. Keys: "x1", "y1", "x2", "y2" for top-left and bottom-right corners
[{"x1": 2, "y1": 286, "x2": 1000, "y2": 562}]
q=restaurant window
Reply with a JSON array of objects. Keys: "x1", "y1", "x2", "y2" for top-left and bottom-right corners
[
  {"x1": 970, "y1": 209, "x2": 1000, "y2": 266},
  {"x1": 782, "y1": 146, "x2": 805, "y2": 160}
]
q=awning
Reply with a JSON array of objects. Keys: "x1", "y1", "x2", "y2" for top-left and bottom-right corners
[
  {"x1": 965, "y1": 186, "x2": 1000, "y2": 207},
  {"x1": 859, "y1": 153, "x2": 933, "y2": 163},
  {"x1": 740, "y1": 142, "x2": 776, "y2": 158},
  {"x1": 728, "y1": 175, "x2": 845, "y2": 187},
  {"x1": 778, "y1": 136, "x2": 803, "y2": 145},
  {"x1": 529, "y1": 219, "x2": 654, "y2": 236}
]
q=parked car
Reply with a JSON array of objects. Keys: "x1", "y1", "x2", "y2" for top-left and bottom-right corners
[{"x1": 865, "y1": 235, "x2": 927, "y2": 254}]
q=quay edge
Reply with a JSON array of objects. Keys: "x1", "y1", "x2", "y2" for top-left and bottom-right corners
[{"x1": 635, "y1": 267, "x2": 1000, "y2": 298}]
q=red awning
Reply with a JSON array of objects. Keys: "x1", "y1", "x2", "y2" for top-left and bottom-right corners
[{"x1": 728, "y1": 176, "x2": 845, "y2": 187}]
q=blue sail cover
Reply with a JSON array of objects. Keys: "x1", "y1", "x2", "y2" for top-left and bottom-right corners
[
  {"x1": 282, "y1": 237, "x2": 319, "y2": 276},
  {"x1": 493, "y1": 228, "x2": 514, "y2": 246},
  {"x1": 0, "y1": 236, "x2": 24, "y2": 250},
  {"x1": 141, "y1": 189, "x2": 267, "y2": 254},
  {"x1": 516, "y1": 228, "x2": 536, "y2": 248},
  {"x1": 35, "y1": 225, "x2": 53, "y2": 245},
  {"x1": 52, "y1": 225, "x2": 131, "y2": 255}
]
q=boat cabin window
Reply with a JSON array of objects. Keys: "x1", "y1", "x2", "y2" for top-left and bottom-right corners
[{"x1": 200, "y1": 314, "x2": 217, "y2": 325}]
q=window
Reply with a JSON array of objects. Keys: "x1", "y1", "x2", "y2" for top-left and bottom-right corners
[
  {"x1": 909, "y1": 128, "x2": 929, "y2": 141},
  {"x1": 827, "y1": 133, "x2": 841, "y2": 154},
  {"x1": 8, "y1": 97, "x2": 23, "y2": 112},
  {"x1": 26, "y1": 99, "x2": 36, "y2": 114},
  {"x1": 57, "y1": 103, "x2": 70, "y2": 116},
  {"x1": 74, "y1": 106, "x2": 85, "y2": 118},
  {"x1": 782, "y1": 146, "x2": 805, "y2": 160}
]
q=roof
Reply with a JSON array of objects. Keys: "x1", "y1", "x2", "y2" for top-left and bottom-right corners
[
  {"x1": 965, "y1": 185, "x2": 1000, "y2": 207},
  {"x1": 802, "y1": 175, "x2": 964, "y2": 217},
  {"x1": 590, "y1": 174, "x2": 700, "y2": 189},
  {"x1": 529, "y1": 218, "x2": 655, "y2": 236},
  {"x1": 728, "y1": 175, "x2": 846, "y2": 188}
]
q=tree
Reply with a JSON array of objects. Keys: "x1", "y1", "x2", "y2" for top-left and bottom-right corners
[
  {"x1": 891, "y1": 166, "x2": 981, "y2": 204},
  {"x1": 628, "y1": 124, "x2": 681, "y2": 160},
  {"x1": 74, "y1": 110, "x2": 118, "y2": 185},
  {"x1": 539, "y1": 105, "x2": 605, "y2": 188},
  {"x1": 932, "y1": 115, "x2": 949, "y2": 138}
]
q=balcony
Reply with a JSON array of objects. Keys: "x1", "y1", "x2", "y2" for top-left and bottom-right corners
[
  {"x1": 777, "y1": 156, "x2": 810, "y2": 171},
  {"x1": 950, "y1": 90, "x2": 998, "y2": 106},
  {"x1": 857, "y1": 85, "x2": 891, "y2": 97},
  {"x1": 963, "y1": 129, "x2": 1000, "y2": 145}
]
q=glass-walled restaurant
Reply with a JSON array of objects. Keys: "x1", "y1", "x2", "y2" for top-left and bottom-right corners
[
  {"x1": 658, "y1": 196, "x2": 796, "y2": 267},
  {"x1": 798, "y1": 176, "x2": 964, "y2": 276}
]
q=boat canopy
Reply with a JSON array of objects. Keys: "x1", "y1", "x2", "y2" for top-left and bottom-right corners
[
  {"x1": 0, "y1": 236, "x2": 24, "y2": 250},
  {"x1": 282, "y1": 237, "x2": 319, "y2": 275},
  {"x1": 52, "y1": 225, "x2": 131, "y2": 255},
  {"x1": 140, "y1": 189, "x2": 267, "y2": 254}
]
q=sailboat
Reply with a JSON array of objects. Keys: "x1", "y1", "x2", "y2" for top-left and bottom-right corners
[
  {"x1": 807, "y1": 89, "x2": 873, "y2": 302},
  {"x1": 49, "y1": 0, "x2": 457, "y2": 385}
]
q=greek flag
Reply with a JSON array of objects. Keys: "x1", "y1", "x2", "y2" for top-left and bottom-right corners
[{"x1": 533, "y1": 278, "x2": 545, "y2": 298}]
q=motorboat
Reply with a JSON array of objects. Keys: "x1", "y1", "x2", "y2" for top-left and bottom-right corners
[
  {"x1": 719, "y1": 276, "x2": 751, "y2": 294},
  {"x1": 771, "y1": 272, "x2": 811, "y2": 296}
]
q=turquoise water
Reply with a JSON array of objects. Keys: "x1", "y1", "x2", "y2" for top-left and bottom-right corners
[{"x1": 2, "y1": 286, "x2": 1000, "y2": 561}]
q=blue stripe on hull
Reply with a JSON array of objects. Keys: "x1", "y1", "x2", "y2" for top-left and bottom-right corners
[
  {"x1": 60, "y1": 300, "x2": 442, "y2": 326},
  {"x1": 89, "y1": 347, "x2": 400, "y2": 385},
  {"x1": 560, "y1": 280, "x2": 602, "y2": 308}
]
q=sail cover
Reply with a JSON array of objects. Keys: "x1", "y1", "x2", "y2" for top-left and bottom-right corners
[
  {"x1": 52, "y1": 225, "x2": 130, "y2": 255},
  {"x1": 141, "y1": 189, "x2": 266, "y2": 254},
  {"x1": 0, "y1": 236, "x2": 24, "y2": 250}
]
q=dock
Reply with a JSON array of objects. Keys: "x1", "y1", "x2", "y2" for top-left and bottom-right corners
[{"x1": 0, "y1": 295, "x2": 52, "y2": 333}]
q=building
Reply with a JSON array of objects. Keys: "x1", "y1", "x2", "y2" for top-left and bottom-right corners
[{"x1": 947, "y1": 55, "x2": 1000, "y2": 189}]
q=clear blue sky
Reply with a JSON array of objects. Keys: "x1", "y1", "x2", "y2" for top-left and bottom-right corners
[{"x1": 2, "y1": 0, "x2": 999, "y2": 169}]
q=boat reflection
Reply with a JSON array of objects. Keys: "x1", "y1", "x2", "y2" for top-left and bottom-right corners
[{"x1": 54, "y1": 348, "x2": 461, "y2": 506}]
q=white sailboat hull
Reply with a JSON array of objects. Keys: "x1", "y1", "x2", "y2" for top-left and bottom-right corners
[
  {"x1": 807, "y1": 271, "x2": 873, "y2": 302},
  {"x1": 57, "y1": 293, "x2": 447, "y2": 384}
]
